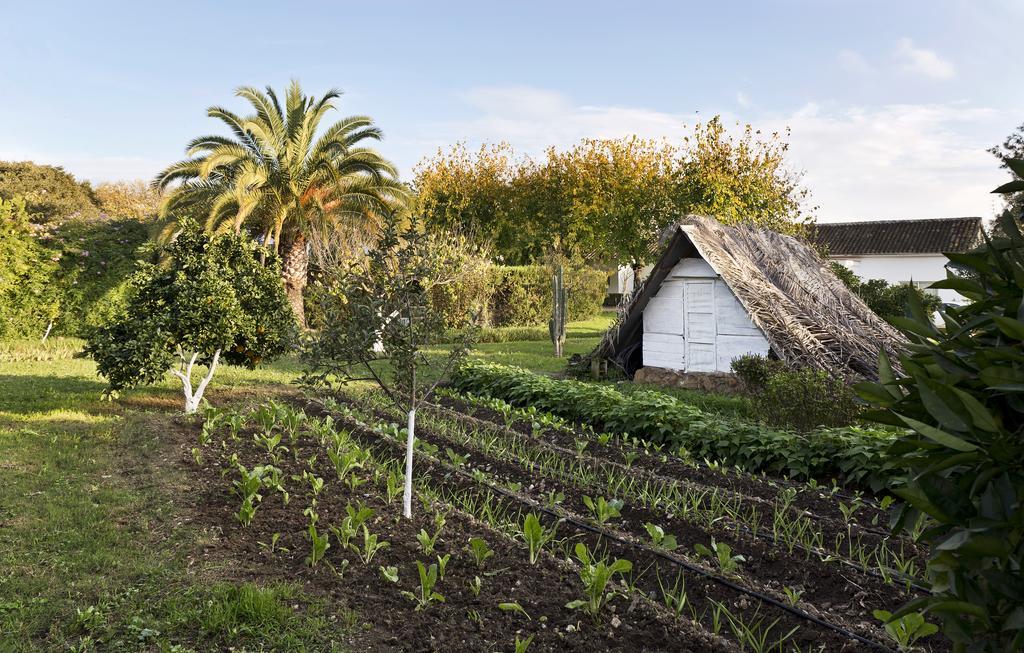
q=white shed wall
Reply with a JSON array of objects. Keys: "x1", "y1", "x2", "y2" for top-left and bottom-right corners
[{"x1": 642, "y1": 258, "x2": 770, "y2": 373}]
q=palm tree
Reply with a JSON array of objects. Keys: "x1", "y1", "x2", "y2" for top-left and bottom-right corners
[{"x1": 154, "y1": 81, "x2": 407, "y2": 324}]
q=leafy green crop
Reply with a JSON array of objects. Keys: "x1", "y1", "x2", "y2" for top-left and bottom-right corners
[
  {"x1": 452, "y1": 360, "x2": 896, "y2": 489},
  {"x1": 565, "y1": 542, "x2": 632, "y2": 622}
]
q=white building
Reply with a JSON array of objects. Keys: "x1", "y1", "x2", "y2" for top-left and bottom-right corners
[
  {"x1": 592, "y1": 216, "x2": 905, "y2": 381},
  {"x1": 811, "y1": 217, "x2": 985, "y2": 304},
  {"x1": 643, "y1": 256, "x2": 769, "y2": 372}
]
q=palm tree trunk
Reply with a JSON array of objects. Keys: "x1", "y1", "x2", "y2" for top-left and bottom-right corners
[{"x1": 281, "y1": 232, "x2": 308, "y2": 327}]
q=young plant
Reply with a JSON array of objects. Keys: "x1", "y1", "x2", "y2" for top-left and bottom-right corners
[
  {"x1": 519, "y1": 513, "x2": 557, "y2": 564},
  {"x1": 468, "y1": 537, "x2": 494, "y2": 569},
  {"x1": 565, "y1": 542, "x2": 632, "y2": 621},
  {"x1": 582, "y1": 495, "x2": 623, "y2": 524},
  {"x1": 401, "y1": 561, "x2": 445, "y2": 611},
  {"x1": 301, "y1": 212, "x2": 478, "y2": 519},
  {"x1": 305, "y1": 510, "x2": 330, "y2": 568},
  {"x1": 694, "y1": 539, "x2": 745, "y2": 575},
  {"x1": 380, "y1": 565, "x2": 399, "y2": 583},
  {"x1": 358, "y1": 526, "x2": 389, "y2": 565},
  {"x1": 873, "y1": 610, "x2": 939, "y2": 652},
  {"x1": 499, "y1": 601, "x2": 530, "y2": 620},
  {"x1": 468, "y1": 576, "x2": 483, "y2": 597},
  {"x1": 657, "y1": 571, "x2": 690, "y2": 618},
  {"x1": 514, "y1": 635, "x2": 534, "y2": 653},
  {"x1": 644, "y1": 523, "x2": 678, "y2": 551}
]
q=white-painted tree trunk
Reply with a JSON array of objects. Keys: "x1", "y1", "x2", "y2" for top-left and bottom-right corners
[
  {"x1": 403, "y1": 408, "x2": 416, "y2": 518},
  {"x1": 41, "y1": 321, "x2": 53, "y2": 343},
  {"x1": 172, "y1": 349, "x2": 222, "y2": 414}
]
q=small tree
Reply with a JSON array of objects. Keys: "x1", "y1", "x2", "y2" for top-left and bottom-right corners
[
  {"x1": 86, "y1": 220, "x2": 295, "y2": 413},
  {"x1": 856, "y1": 170, "x2": 1024, "y2": 651},
  {"x1": 302, "y1": 213, "x2": 477, "y2": 518}
]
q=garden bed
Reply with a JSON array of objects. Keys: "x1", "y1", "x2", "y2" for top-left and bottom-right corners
[{"x1": 183, "y1": 390, "x2": 948, "y2": 652}]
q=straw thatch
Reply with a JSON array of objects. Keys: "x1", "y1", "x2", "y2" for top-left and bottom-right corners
[{"x1": 589, "y1": 216, "x2": 907, "y2": 382}]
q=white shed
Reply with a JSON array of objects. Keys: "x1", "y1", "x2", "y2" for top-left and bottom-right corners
[
  {"x1": 643, "y1": 255, "x2": 770, "y2": 373},
  {"x1": 589, "y1": 216, "x2": 908, "y2": 382}
]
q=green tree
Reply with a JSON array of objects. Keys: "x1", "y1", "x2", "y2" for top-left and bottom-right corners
[
  {"x1": 155, "y1": 80, "x2": 408, "y2": 325},
  {"x1": 0, "y1": 196, "x2": 61, "y2": 338},
  {"x1": 989, "y1": 123, "x2": 1024, "y2": 221},
  {"x1": 414, "y1": 119, "x2": 812, "y2": 274},
  {"x1": 85, "y1": 220, "x2": 296, "y2": 413},
  {"x1": 0, "y1": 161, "x2": 99, "y2": 223},
  {"x1": 302, "y1": 213, "x2": 477, "y2": 518},
  {"x1": 856, "y1": 185, "x2": 1024, "y2": 650},
  {"x1": 829, "y1": 262, "x2": 942, "y2": 321}
]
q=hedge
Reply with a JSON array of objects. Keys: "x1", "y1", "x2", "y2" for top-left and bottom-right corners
[
  {"x1": 451, "y1": 361, "x2": 897, "y2": 491},
  {"x1": 488, "y1": 265, "x2": 606, "y2": 327},
  {"x1": 0, "y1": 197, "x2": 61, "y2": 339}
]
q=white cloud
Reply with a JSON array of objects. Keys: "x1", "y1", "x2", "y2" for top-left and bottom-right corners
[
  {"x1": 837, "y1": 49, "x2": 874, "y2": 75},
  {"x1": 736, "y1": 91, "x2": 750, "y2": 108},
  {"x1": 414, "y1": 86, "x2": 1004, "y2": 222},
  {"x1": 0, "y1": 147, "x2": 163, "y2": 184},
  {"x1": 771, "y1": 102, "x2": 998, "y2": 220},
  {"x1": 894, "y1": 38, "x2": 956, "y2": 80}
]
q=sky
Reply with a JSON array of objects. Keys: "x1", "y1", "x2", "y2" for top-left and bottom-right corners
[{"x1": 1, "y1": 0, "x2": 1020, "y2": 222}]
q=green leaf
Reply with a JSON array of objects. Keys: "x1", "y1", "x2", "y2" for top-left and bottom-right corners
[
  {"x1": 993, "y1": 316, "x2": 1024, "y2": 340},
  {"x1": 950, "y1": 388, "x2": 1000, "y2": 432},
  {"x1": 918, "y1": 380, "x2": 969, "y2": 432},
  {"x1": 897, "y1": 415, "x2": 977, "y2": 452},
  {"x1": 993, "y1": 179, "x2": 1024, "y2": 194}
]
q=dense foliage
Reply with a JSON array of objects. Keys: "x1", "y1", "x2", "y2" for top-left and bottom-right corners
[
  {"x1": 41, "y1": 216, "x2": 154, "y2": 336},
  {"x1": 453, "y1": 360, "x2": 895, "y2": 490},
  {"x1": 488, "y1": 266, "x2": 607, "y2": 327},
  {"x1": 730, "y1": 354, "x2": 861, "y2": 430},
  {"x1": 857, "y1": 203, "x2": 1024, "y2": 651},
  {"x1": 830, "y1": 262, "x2": 943, "y2": 320},
  {"x1": 0, "y1": 197, "x2": 61, "y2": 338},
  {"x1": 0, "y1": 161, "x2": 100, "y2": 223},
  {"x1": 86, "y1": 220, "x2": 295, "y2": 412},
  {"x1": 414, "y1": 117, "x2": 813, "y2": 271},
  {"x1": 155, "y1": 81, "x2": 407, "y2": 323}
]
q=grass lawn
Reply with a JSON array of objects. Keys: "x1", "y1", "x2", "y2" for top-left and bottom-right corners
[{"x1": 0, "y1": 320, "x2": 605, "y2": 651}]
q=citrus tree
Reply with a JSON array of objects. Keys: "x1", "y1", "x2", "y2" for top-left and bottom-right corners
[
  {"x1": 302, "y1": 213, "x2": 477, "y2": 518},
  {"x1": 86, "y1": 219, "x2": 296, "y2": 413},
  {"x1": 857, "y1": 168, "x2": 1024, "y2": 651}
]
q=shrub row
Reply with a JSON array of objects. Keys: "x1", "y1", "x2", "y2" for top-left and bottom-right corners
[{"x1": 451, "y1": 361, "x2": 896, "y2": 491}]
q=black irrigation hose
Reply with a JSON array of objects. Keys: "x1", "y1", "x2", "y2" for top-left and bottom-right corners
[
  {"x1": 320, "y1": 398, "x2": 896, "y2": 653},
  {"x1": 424, "y1": 400, "x2": 933, "y2": 595},
  {"x1": 451, "y1": 389, "x2": 888, "y2": 508}
]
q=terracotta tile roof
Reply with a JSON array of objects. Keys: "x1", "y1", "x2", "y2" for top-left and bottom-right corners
[{"x1": 811, "y1": 217, "x2": 985, "y2": 256}]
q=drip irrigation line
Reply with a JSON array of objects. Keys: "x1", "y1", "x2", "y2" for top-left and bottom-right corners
[
  {"x1": 430, "y1": 399, "x2": 900, "y2": 541},
  {"x1": 450, "y1": 390, "x2": 888, "y2": 509},
  {"x1": 422, "y1": 400, "x2": 932, "y2": 595},
  {"x1": 319, "y1": 397, "x2": 896, "y2": 653}
]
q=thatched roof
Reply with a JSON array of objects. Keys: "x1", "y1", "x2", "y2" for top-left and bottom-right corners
[{"x1": 592, "y1": 216, "x2": 907, "y2": 381}]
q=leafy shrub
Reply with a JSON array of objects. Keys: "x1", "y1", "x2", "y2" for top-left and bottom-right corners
[
  {"x1": 756, "y1": 368, "x2": 861, "y2": 431},
  {"x1": 729, "y1": 354, "x2": 786, "y2": 392},
  {"x1": 0, "y1": 161, "x2": 99, "y2": 223},
  {"x1": 453, "y1": 360, "x2": 896, "y2": 490},
  {"x1": 830, "y1": 262, "x2": 942, "y2": 320},
  {"x1": 731, "y1": 354, "x2": 860, "y2": 430},
  {"x1": 0, "y1": 196, "x2": 61, "y2": 338},
  {"x1": 857, "y1": 202, "x2": 1024, "y2": 649},
  {"x1": 488, "y1": 265, "x2": 606, "y2": 327}
]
